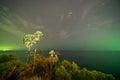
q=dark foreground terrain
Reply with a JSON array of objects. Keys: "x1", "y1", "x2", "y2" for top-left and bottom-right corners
[{"x1": 0, "y1": 50, "x2": 118, "y2": 80}]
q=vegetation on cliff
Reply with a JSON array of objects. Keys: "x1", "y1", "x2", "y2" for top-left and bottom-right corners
[{"x1": 0, "y1": 53, "x2": 115, "y2": 80}]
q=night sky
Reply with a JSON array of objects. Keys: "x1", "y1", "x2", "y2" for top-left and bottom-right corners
[{"x1": 0, "y1": 0, "x2": 120, "y2": 51}]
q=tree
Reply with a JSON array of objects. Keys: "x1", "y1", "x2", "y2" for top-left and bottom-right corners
[
  {"x1": 0, "y1": 54, "x2": 25, "y2": 80},
  {"x1": 49, "y1": 50, "x2": 55, "y2": 57},
  {"x1": 23, "y1": 31, "x2": 43, "y2": 51},
  {"x1": 23, "y1": 34, "x2": 35, "y2": 51},
  {"x1": 23, "y1": 31, "x2": 43, "y2": 63},
  {"x1": 34, "y1": 31, "x2": 43, "y2": 43},
  {"x1": 55, "y1": 65, "x2": 71, "y2": 80},
  {"x1": 0, "y1": 54, "x2": 17, "y2": 63},
  {"x1": 23, "y1": 31, "x2": 43, "y2": 73},
  {"x1": 48, "y1": 50, "x2": 59, "y2": 63},
  {"x1": 59, "y1": 60, "x2": 81, "y2": 80}
]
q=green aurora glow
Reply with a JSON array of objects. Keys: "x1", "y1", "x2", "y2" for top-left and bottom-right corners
[{"x1": 0, "y1": 0, "x2": 120, "y2": 51}]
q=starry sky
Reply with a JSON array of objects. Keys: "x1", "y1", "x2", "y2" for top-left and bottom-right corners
[{"x1": 0, "y1": 0, "x2": 120, "y2": 51}]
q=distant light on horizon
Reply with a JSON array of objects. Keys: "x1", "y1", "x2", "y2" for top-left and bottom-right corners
[
  {"x1": 0, "y1": 46, "x2": 25, "y2": 51},
  {"x1": 0, "y1": 46, "x2": 12, "y2": 51}
]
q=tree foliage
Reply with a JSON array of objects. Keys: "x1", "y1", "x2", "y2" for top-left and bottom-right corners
[
  {"x1": 0, "y1": 54, "x2": 25, "y2": 80},
  {"x1": 0, "y1": 53, "x2": 115, "y2": 80},
  {"x1": 23, "y1": 31, "x2": 43, "y2": 51},
  {"x1": 0, "y1": 54, "x2": 17, "y2": 63}
]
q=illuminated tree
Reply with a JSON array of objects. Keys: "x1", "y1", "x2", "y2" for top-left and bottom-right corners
[
  {"x1": 32, "y1": 31, "x2": 43, "y2": 73},
  {"x1": 34, "y1": 31, "x2": 43, "y2": 43},
  {"x1": 47, "y1": 50, "x2": 59, "y2": 63},
  {"x1": 23, "y1": 31, "x2": 43, "y2": 65},
  {"x1": 23, "y1": 34, "x2": 36, "y2": 51},
  {"x1": 49, "y1": 50, "x2": 55, "y2": 57},
  {"x1": 23, "y1": 31, "x2": 43, "y2": 51}
]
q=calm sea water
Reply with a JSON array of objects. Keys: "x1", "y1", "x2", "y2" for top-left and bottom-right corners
[{"x1": 0, "y1": 50, "x2": 120, "y2": 79}]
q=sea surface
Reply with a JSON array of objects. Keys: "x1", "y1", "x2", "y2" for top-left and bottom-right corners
[{"x1": 0, "y1": 50, "x2": 120, "y2": 80}]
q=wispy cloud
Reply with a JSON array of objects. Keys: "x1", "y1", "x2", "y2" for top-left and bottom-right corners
[
  {"x1": 0, "y1": 16, "x2": 25, "y2": 37},
  {"x1": 58, "y1": 31, "x2": 71, "y2": 39}
]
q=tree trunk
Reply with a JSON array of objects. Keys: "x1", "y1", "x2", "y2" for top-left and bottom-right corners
[
  {"x1": 32, "y1": 49, "x2": 36, "y2": 73},
  {"x1": 26, "y1": 47, "x2": 31, "y2": 64}
]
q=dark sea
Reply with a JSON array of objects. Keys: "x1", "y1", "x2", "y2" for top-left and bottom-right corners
[{"x1": 0, "y1": 50, "x2": 120, "y2": 80}]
